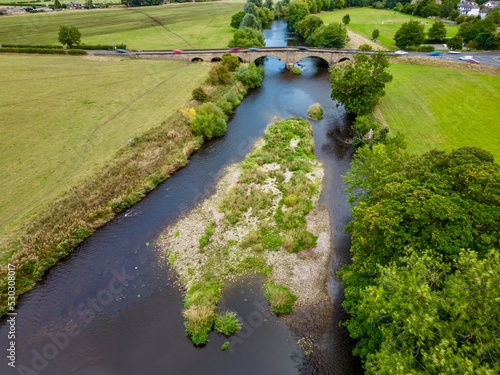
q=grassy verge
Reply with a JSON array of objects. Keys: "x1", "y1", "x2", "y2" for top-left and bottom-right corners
[
  {"x1": 377, "y1": 61, "x2": 500, "y2": 161},
  {"x1": 0, "y1": 54, "x2": 254, "y2": 315},
  {"x1": 161, "y1": 118, "x2": 332, "y2": 345},
  {"x1": 317, "y1": 8, "x2": 459, "y2": 51},
  {"x1": 0, "y1": 54, "x2": 209, "y2": 242},
  {"x1": 0, "y1": 2, "x2": 244, "y2": 49}
]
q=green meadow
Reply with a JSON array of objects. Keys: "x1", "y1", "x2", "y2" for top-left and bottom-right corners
[
  {"x1": 0, "y1": 1, "x2": 243, "y2": 49},
  {"x1": 379, "y1": 63, "x2": 500, "y2": 160},
  {"x1": 0, "y1": 54, "x2": 210, "y2": 239},
  {"x1": 318, "y1": 8, "x2": 459, "y2": 50}
]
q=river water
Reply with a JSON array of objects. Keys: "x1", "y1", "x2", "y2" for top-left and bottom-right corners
[{"x1": 0, "y1": 20, "x2": 361, "y2": 375}]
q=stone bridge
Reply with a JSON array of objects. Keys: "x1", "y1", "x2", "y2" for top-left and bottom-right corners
[{"x1": 134, "y1": 47, "x2": 360, "y2": 68}]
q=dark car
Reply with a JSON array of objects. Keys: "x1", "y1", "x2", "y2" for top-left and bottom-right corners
[
  {"x1": 297, "y1": 46, "x2": 308, "y2": 51},
  {"x1": 115, "y1": 49, "x2": 129, "y2": 54},
  {"x1": 247, "y1": 47, "x2": 259, "y2": 52}
]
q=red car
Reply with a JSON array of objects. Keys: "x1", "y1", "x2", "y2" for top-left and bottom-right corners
[
  {"x1": 465, "y1": 58, "x2": 480, "y2": 65},
  {"x1": 172, "y1": 49, "x2": 184, "y2": 54},
  {"x1": 229, "y1": 48, "x2": 240, "y2": 52}
]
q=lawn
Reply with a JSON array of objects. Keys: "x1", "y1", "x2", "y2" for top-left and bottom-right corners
[
  {"x1": 0, "y1": 54, "x2": 210, "y2": 239},
  {"x1": 378, "y1": 63, "x2": 500, "y2": 161},
  {"x1": 317, "y1": 8, "x2": 459, "y2": 50},
  {"x1": 0, "y1": 1, "x2": 243, "y2": 49}
]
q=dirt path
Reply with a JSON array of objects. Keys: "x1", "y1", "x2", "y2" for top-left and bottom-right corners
[{"x1": 347, "y1": 30, "x2": 383, "y2": 50}]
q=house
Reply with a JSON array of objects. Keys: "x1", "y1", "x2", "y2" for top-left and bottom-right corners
[
  {"x1": 483, "y1": 1, "x2": 500, "y2": 8},
  {"x1": 457, "y1": 1, "x2": 480, "y2": 16},
  {"x1": 479, "y1": 6, "x2": 493, "y2": 18}
]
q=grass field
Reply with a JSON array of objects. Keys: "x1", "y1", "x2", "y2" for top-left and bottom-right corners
[
  {"x1": 0, "y1": 1, "x2": 243, "y2": 49},
  {"x1": 0, "y1": 54, "x2": 210, "y2": 238},
  {"x1": 378, "y1": 63, "x2": 500, "y2": 161},
  {"x1": 318, "y1": 8, "x2": 459, "y2": 50}
]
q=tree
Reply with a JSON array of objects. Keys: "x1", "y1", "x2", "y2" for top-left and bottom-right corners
[
  {"x1": 240, "y1": 13, "x2": 262, "y2": 30},
  {"x1": 230, "y1": 11, "x2": 246, "y2": 29},
  {"x1": 285, "y1": 0, "x2": 310, "y2": 31},
  {"x1": 329, "y1": 52, "x2": 393, "y2": 115},
  {"x1": 342, "y1": 14, "x2": 350, "y2": 25},
  {"x1": 447, "y1": 35, "x2": 463, "y2": 50},
  {"x1": 246, "y1": 0, "x2": 263, "y2": 7},
  {"x1": 221, "y1": 53, "x2": 241, "y2": 71},
  {"x1": 295, "y1": 15, "x2": 324, "y2": 40},
  {"x1": 228, "y1": 27, "x2": 265, "y2": 48},
  {"x1": 264, "y1": 0, "x2": 274, "y2": 9},
  {"x1": 190, "y1": 103, "x2": 227, "y2": 140},
  {"x1": 243, "y1": 2, "x2": 259, "y2": 17},
  {"x1": 54, "y1": 0, "x2": 62, "y2": 9},
  {"x1": 458, "y1": 18, "x2": 496, "y2": 43},
  {"x1": 427, "y1": 21, "x2": 447, "y2": 42},
  {"x1": 235, "y1": 62, "x2": 265, "y2": 88},
  {"x1": 394, "y1": 20, "x2": 425, "y2": 48},
  {"x1": 307, "y1": 23, "x2": 348, "y2": 48},
  {"x1": 58, "y1": 25, "x2": 82, "y2": 47},
  {"x1": 372, "y1": 29, "x2": 379, "y2": 41}
]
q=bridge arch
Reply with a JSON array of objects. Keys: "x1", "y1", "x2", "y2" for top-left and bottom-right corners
[
  {"x1": 294, "y1": 55, "x2": 330, "y2": 69},
  {"x1": 191, "y1": 57, "x2": 204, "y2": 62},
  {"x1": 337, "y1": 57, "x2": 351, "y2": 63}
]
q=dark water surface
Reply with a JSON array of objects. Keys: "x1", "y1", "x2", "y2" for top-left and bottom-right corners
[{"x1": 0, "y1": 21, "x2": 361, "y2": 375}]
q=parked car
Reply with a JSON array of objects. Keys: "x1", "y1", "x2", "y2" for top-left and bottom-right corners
[{"x1": 394, "y1": 50, "x2": 408, "y2": 55}]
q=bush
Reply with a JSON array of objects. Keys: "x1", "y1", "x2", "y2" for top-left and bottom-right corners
[
  {"x1": 265, "y1": 283, "x2": 297, "y2": 314},
  {"x1": 206, "y1": 64, "x2": 233, "y2": 86},
  {"x1": 183, "y1": 304, "x2": 215, "y2": 345},
  {"x1": 190, "y1": 103, "x2": 227, "y2": 140},
  {"x1": 221, "y1": 53, "x2": 241, "y2": 72},
  {"x1": 358, "y1": 43, "x2": 373, "y2": 51},
  {"x1": 307, "y1": 103, "x2": 323, "y2": 120},
  {"x1": 407, "y1": 45, "x2": 434, "y2": 52},
  {"x1": 291, "y1": 66, "x2": 302, "y2": 75},
  {"x1": 215, "y1": 311, "x2": 241, "y2": 336},
  {"x1": 192, "y1": 86, "x2": 210, "y2": 102},
  {"x1": 235, "y1": 62, "x2": 264, "y2": 88}
]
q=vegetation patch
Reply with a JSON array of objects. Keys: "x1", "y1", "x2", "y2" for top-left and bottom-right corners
[
  {"x1": 307, "y1": 103, "x2": 323, "y2": 121},
  {"x1": 159, "y1": 118, "x2": 332, "y2": 345},
  {"x1": 0, "y1": 54, "x2": 256, "y2": 315},
  {"x1": 214, "y1": 311, "x2": 241, "y2": 336},
  {"x1": 378, "y1": 62, "x2": 500, "y2": 160}
]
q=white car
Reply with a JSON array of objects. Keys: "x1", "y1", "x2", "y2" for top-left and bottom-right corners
[
  {"x1": 459, "y1": 55, "x2": 474, "y2": 60},
  {"x1": 448, "y1": 51, "x2": 461, "y2": 54},
  {"x1": 394, "y1": 50, "x2": 408, "y2": 55}
]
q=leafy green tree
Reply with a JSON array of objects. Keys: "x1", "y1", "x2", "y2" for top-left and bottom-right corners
[
  {"x1": 340, "y1": 145, "x2": 500, "y2": 372},
  {"x1": 228, "y1": 27, "x2": 265, "y2": 48},
  {"x1": 361, "y1": 250, "x2": 500, "y2": 375},
  {"x1": 329, "y1": 52, "x2": 392, "y2": 115},
  {"x1": 285, "y1": 0, "x2": 310, "y2": 31},
  {"x1": 447, "y1": 35, "x2": 463, "y2": 50},
  {"x1": 474, "y1": 31, "x2": 500, "y2": 50},
  {"x1": 307, "y1": 23, "x2": 348, "y2": 48},
  {"x1": 458, "y1": 18, "x2": 496, "y2": 43},
  {"x1": 221, "y1": 53, "x2": 241, "y2": 72},
  {"x1": 264, "y1": 0, "x2": 274, "y2": 9},
  {"x1": 121, "y1": 0, "x2": 161, "y2": 6},
  {"x1": 235, "y1": 62, "x2": 265, "y2": 88},
  {"x1": 394, "y1": 20, "x2": 425, "y2": 48},
  {"x1": 427, "y1": 21, "x2": 447, "y2": 42},
  {"x1": 295, "y1": 15, "x2": 324, "y2": 40},
  {"x1": 342, "y1": 14, "x2": 350, "y2": 25},
  {"x1": 372, "y1": 29, "x2": 379, "y2": 41},
  {"x1": 333, "y1": 0, "x2": 344, "y2": 8},
  {"x1": 415, "y1": 0, "x2": 439, "y2": 17},
  {"x1": 486, "y1": 7, "x2": 500, "y2": 24},
  {"x1": 58, "y1": 25, "x2": 82, "y2": 47},
  {"x1": 230, "y1": 11, "x2": 246, "y2": 29},
  {"x1": 54, "y1": 0, "x2": 62, "y2": 9},
  {"x1": 190, "y1": 103, "x2": 227, "y2": 140},
  {"x1": 240, "y1": 13, "x2": 262, "y2": 30},
  {"x1": 243, "y1": 2, "x2": 259, "y2": 16}
]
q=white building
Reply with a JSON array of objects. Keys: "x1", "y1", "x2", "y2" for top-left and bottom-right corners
[{"x1": 457, "y1": 1, "x2": 480, "y2": 16}]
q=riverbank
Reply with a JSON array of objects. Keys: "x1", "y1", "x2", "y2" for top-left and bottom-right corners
[
  {"x1": 0, "y1": 57, "x2": 255, "y2": 315},
  {"x1": 158, "y1": 118, "x2": 332, "y2": 349}
]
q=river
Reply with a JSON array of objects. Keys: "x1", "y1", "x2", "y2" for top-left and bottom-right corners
[{"x1": 0, "y1": 20, "x2": 361, "y2": 375}]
